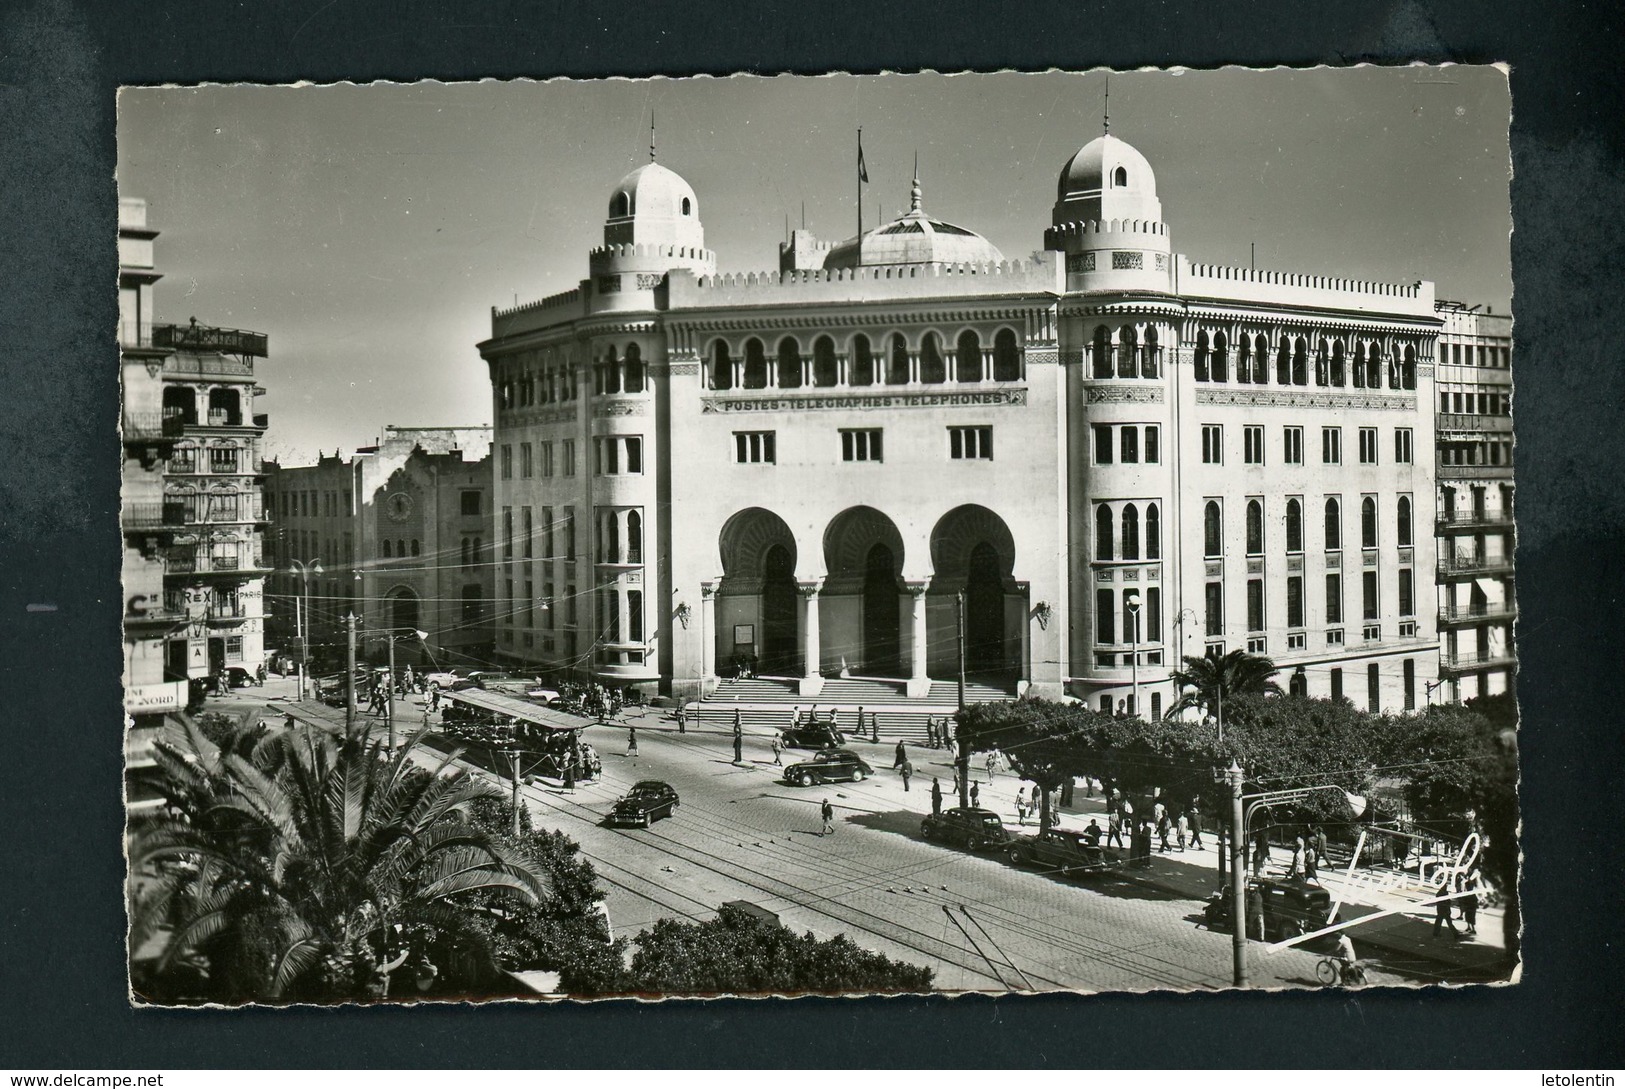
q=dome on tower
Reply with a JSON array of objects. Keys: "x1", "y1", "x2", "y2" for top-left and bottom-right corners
[
  {"x1": 1051, "y1": 132, "x2": 1164, "y2": 230},
  {"x1": 603, "y1": 161, "x2": 705, "y2": 249},
  {"x1": 824, "y1": 172, "x2": 1004, "y2": 270}
]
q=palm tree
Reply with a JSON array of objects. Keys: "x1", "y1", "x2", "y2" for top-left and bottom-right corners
[
  {"x1": 129, "y1": 715, "x2": 548, "y2": 1003},
  {"x1": 1167, "y1": 647, "x2": 1282, "y2": 719}
]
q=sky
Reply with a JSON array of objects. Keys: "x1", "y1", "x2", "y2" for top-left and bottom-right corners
[{"x1": 117, "y1": 66, "x2": 1512, "y2": 463}]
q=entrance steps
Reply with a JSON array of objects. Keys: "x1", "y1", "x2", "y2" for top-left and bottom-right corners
[{"x1": 692, "y1": 674, "x2": 1017, "y2": 744}]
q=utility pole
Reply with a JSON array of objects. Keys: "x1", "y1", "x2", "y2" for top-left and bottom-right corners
[
  {"x1": 956, "y1": 589, "x2": 969, "y2": 810},
  {"x1": 387, "y1": 633, "x2": 397, "y2": 752},
  {"x1": 510, "y1": 748, "x2": 522, "y2": 837},
  {"x1": 345, "y1": 613, "x2": 358, "y2": 733},
  {"x1": 295, "y1": 592, "x2": 305, "y2": 702},
  {"x1": 1226, "y1": 761, "x2": 1249, "y2": 987}
]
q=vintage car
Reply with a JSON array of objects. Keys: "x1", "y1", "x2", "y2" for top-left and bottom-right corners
[
  {"x1": 606, "y1": 780, "x2": 680, "y2": 828},
  {"x1": 919, "y1": 806, "x2": 1013, "y2": 852},
  {"x1": 780, "y1": 723, "x2": 846, "y2": 750},
  {"x1": 1203, "y1": 877, "x2": 1341, "y2": 942},
  {"x1": 782, "y1": 749, "x2": 874, "y2": 787},
  {"x1": 1005, "y1": 828, "x2": 1117, "y2": 876}
]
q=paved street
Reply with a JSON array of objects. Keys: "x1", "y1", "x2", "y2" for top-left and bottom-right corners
[{"x1": 201, "y1": 677, "x2": 1508, "y2": 994}]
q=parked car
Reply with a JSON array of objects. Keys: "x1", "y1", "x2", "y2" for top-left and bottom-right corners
[
  {"x1": 606, "y1": 781, "x2": 680, "y2": 828},
  {"x1": 316, "y1": 670, "x2": 371, "y2": 707},
  {"x1": 920, "y1": 806, "x2": 1012, "y2": 851},
  {"x1": 1006, "y1": 828, "x2": 1117, "y2": 876},
  {"x1": 1203, "y1": 877, "x2": 1340, "y2": 942},
  {"x1": 781, "y1": 723, "x2": 846, "y2": 750},
  {"x1": 222, "y1": 666, "x2": 261, "y2": 689},
  {"x1": 783, "y1": 749, "x2": 873, "y2": 787}
]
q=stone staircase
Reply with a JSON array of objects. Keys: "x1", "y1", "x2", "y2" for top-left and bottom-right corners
[{"x1": 691, "y1": 674, "x2": 1017, "y2": 743}]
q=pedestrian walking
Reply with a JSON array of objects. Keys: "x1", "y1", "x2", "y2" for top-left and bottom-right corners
[
  {"x1": 676, "y1": 705, "x2": 687, "y2": 733},
  {"x1": 970, "y1": 780, "x2": 980, "y2": 808},
  {"x1": 1176, "y1": 811, "x2": 1189, "y2": 852},
  {"x1": 901, "y1": 759, "x2": 913, "y2": 792},
  {"x1": 1157, "y1": 815, "x2": 1171, "y2": 853},
  {"x1": 1304, "y1": 840, "x2": 1319, "y2": 882},
  {"x1": 985, "y1": 751, "x2": 998, "y2": 781},
  {"x1": 771, "y1": 735, "x2": 783, "y2": 765},
  {"x1": 931, "y1": 777, "x2": 943, "y2": 816},
  {"x1": 820, "y1": 798, "x2": 834, "y2": 836},
  {"x1": 733, "y1": 725, "x2": 744, "y2": 764},
  {"x1": 1313, "y1": 824, "x2": 1329, "y2": 867},
  {"x1": 626, "y1": 726, "x2": 639, "y2": 758},
  {"x1": 1189, "y1": 805, "x2": 1205, "y2": 850},
  {"x1": 1014, "y1": 786, "x2": 1028, "y2": 826},
  {"x1": 255, "y1": 663, "x2": 268, "y2": 685},
  {"x1": 1432, "y1": 877, "x2": 1462, "y2": 939},
  {"x1": 1460, "y1": 865, "x2": 1480, "y2": 936},
  {"x1": 893, "y1": 740, "x2": 906, "y2": 769},
  {"x1": 1083, "y1": 818, "x2": 1102, "y2": 846},
  {"x1": 1290, "y1": 835, "x2": 1306, "y2": 880},
  {"x1": 429, "y1": 686, "x2": 441, "y2": 713},
  {"x1": 563, "y1": 755, "x2": 576, "y2": 792},
  {"x1": 1253, "y1": 827, "x2": 1271, "y2": 876},
  {"x1": 1108, "y1": 807, "x2": 1125, "y2": 849}
]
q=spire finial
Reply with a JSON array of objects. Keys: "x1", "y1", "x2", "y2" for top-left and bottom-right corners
[
  {"x1": 1104, "y1": 74, "x2": 1111, "y2": 135},
  {"x1": 649, "y1": 110, "x2": 656, "y2": 162},
  {"x1": 910, "y1": 151, "x2": 922, "y2": 214}
]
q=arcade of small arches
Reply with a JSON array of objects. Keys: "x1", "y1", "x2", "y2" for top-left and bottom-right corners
[
  {"x1": 704, "y1": 328, "x2": 1025, "y2": 392},
  {"x1": 702, "y1": 503, "x2": 1032, "y2": 689},
  {"x1": 161, "y1": 383, "x2": 249, "y2": 427},
  {"x1": 1188, "y1": 327, "x2": 1421, "y2": 390}
]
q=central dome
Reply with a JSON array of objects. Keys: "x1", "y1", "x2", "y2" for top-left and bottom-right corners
[
  {"x1": 603, "y1": 161, "x2": 705, "y2": 249},
  {"x1": 824, "y1": 174, "x2": 1004, "y2": 269},
  {"x1": 1057, "y1": 133, "x2": 1156, "y2": 203}
]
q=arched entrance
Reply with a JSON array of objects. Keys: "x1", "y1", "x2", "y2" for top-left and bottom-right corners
[
  {"x1": 965, "y1": 542, "x2": 1004, "y2": 670},
  {"x1": 930, "y1": 505, "x2": 1019, "y2": 683},
  {"x1": 862, "y1": 543, "x2": 901, "y2": 675},
  {"x1": 760, "y1": 545, "x2": 799, "y2": 675},
  {"x1": 822, "y1": 507, "x2": 906, "y2": 677},
  {"x1": 717, "y1": 507, "x2": 799, "y2": 678}
]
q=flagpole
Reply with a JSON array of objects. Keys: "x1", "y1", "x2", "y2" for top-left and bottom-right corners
[{"x1": 857, "y1": 127, "x2": 864, "y2": 238}]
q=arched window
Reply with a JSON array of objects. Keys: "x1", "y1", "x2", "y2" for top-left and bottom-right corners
[
  {"x1": 710, "y1": 340, "x2": 734, "y2": 391},
  {"x1": 920, "y1": 332, "x2": 946, "y2": 384},
  {"x1": 1116, "y1": 325, "x2": 1138, "y2": 378},
  {"x1": 777, "y1": 336, "x2": 802, "y2": 389},
  {"x1": 1204, "y1": 501, "x2": 1222, "y2": 558},
  {"x1": 1352, "y1": 343, "x2": 1367, "y2": 388},
  {"x1": 1402, "y1": 345, "x2": 1417, "y2": 390},
  {"x1": 887, "y1": 333, "x2": 910, "y2": 385},
  {"x1": 1286, "y1": 499, "x2": 1303, "y2": 553},
  {"x1": 1254, "y1": 334, "x2": 1270, "y2": 385},
  {"x1": 1367, "y1": 344, "x2": 1382, "y2": 388},
  {"x1": 610, "y1": 192, "x2": 630, "y2": 217},
  {"x1": 162, "y1": 385, "x2": 197, "y2": 426},
  {"x1": 1246, "y1": 499, "x2": 1264, "y2": 555},
  {"x1": 1361, "y1": 496, "x2": 1378, "y2": 548},
  {"x1": 1121, "y1": 504, "x2": 1140, "y2": 560},
  {"x1": 627, "y1": 510, "x2": 643, "y2": 563},
  {"x1": 680, "y1": 196, "x2": 692, "y2": 216},
  {"x1": 1194, "y1": 330, "x2": 1210, "y2": 382},
  {"x1": 461, "y1": 537, "x2": 471, "y2": 566},
  {"x1": 1212, "y1": 331, "x2": 1229, "y2": 383},
  {"x1": 1093, "y1": 325, "x2": 1112, "y2": 379},
  {"x1": 813, "y1": 336, "x2": 838, "y2": 388},
  {"x1": 1325, "y1": 498, "x2": 1341, "y2": 550},
  {"x1": 1293, "y1": 337, "x2": 1308, "y2": 385},
  {"x1": 1146, "y1": 504, "x2": 1161, "y2": 559},
  {"x1": 956, "y1": 330, "x2": 982, "y2": 383},
  {"x1": 743, "y1": 338, "x2": 767, "y2": 389},
  {"x1": 411, "y1": 539, "x2": 421, "y2": 557},
  {"x1": 1142, "y1": 326, "x2": 1159, "y2": 378},
  {"x1": 1276, "y1": 338, "x2": 1292, "y2": 385},
  {"x1": 382, "y1": 539, "x2": 393, "y2": 558},
  {"x1": 851, "y1": 334, "x2": 874, "y2": 386},
  {"x1": 1330, "y1": 341, "x2": 1346, "y2": 387},
  {"x1": 622, "y1": 343, "x2": 644, "y2": 393},
  {"x1": 993, "y1": 328, "x2": 1021, "y2": 381},
  {"x1": 1095, "y1": 505, "x2": 1114, "y2": 560},
  {"x1": 1397, "y1": 496, "x2": 1413, "y2": 547},
  {"x1": 1113, "y1": 166, "x2": 1128, "y2": 186},
  {"x1": 1237, "y1": 334, "x2": 1252, "y2": 383},
  {"x1": 598, "y1": 346, "x2": 621, "y2": 395}
]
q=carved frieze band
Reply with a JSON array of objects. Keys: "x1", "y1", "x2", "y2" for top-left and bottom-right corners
[
  {"x1": 700, "y1": 387, "x2": 1028, "y2": 414},
  {"x1": 1086, "y1": 385, "x2": 1165, "y2": 404},
  {"x1": 1194, "y1": 389, "x2": 1416, "y2": 411},
  {"x1": 593, "y1": 401, "x2": 649, "y2": 418}
]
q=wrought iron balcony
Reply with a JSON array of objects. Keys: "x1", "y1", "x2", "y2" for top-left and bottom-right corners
[
  {"x1": 1439, "y1": 649, "x2": 1518, "y2": 674},
  {"x1": 121, "y1": 409, "x2": 186, "y2": 442},
  {"x1": 1435, "y1": 508, "x2": 1514, "y2": 532},
  {"x1": 1439, "y1": 602, "x2": 1519, "y2": 626},
  {"x1": 152, "y1": 321, "x2": 269, "y2": 358},
  {"x1": 121, "y1": 501, "x2": 180, "y2": 533},
  {"x1": 1437, "y1": 554, "x2": 1516, "y2": 579}
]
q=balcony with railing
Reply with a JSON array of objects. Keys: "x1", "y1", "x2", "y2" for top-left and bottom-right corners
[
  {"x1": 1436, "y1": 412, "x2": 1513, "y2": 433},
  {"x1": 1435, "y1": 461, "x2": 1513, "y2": 481},
  {"x1": 153, "y1": 322, "x2": 269, "y2": 358},
  {"x1": 121, "y1": 408, "x2": 186, "y2": 443},
  {"x1": 1437, "y1": 553, "x2": 1516, "y2": 579},
  {"x1": 1439, "y1": 648, "x2": 1518, "y2": 674},
  {"x1": 1435, "y1": 508, "x2": 1514, "y2": 533},
  {"x1": 1439, "y1": 601, "x2": 1518, "y2": 627},
  {"x1": 164, "y1": 552, "x2": 270, "y2": 577},
  {"x1": 121, "y1": 501, "x2": 180, "y2": 534}
]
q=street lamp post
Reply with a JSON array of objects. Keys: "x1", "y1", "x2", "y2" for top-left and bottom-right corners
[
  {"x1": 1124, "y1": 589, "x2": 1141, "y2": 718},
  {"x1": 955, "y1": 588, "x2": 969, "y2": 810},
  {"x1": 379, "y1": 627, "x2": 428, "y2": 751},
  {"x1": 288, "y1": 559, "x2": 324, "y2": 701}
]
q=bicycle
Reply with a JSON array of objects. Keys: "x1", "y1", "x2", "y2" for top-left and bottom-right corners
[{"x1": 1316, "y1": 957, "x2": 1366, "y2": 987}]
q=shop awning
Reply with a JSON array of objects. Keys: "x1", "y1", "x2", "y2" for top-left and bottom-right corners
[{"x1": 442, "y1": 688, "x2": 585, "y2": 731}]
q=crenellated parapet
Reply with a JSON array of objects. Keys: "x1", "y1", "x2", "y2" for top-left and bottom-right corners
[
  {"x1": 1179, "y1": 258, "x2": 1436, "y2": 318},
  {"x1": 671, "y1": 253, "x2": 1065, "y2": 308}
]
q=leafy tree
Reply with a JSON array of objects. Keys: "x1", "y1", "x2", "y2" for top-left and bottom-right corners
[
  {"x1": 1168, "y1": 647, "x2": 1282, "y2": 719},
  {"x1": 129, "y1": 717, "x2": 550, "y2": 1004}
]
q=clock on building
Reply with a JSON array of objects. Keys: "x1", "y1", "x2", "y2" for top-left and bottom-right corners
[{"x1": 386, "y1": 491, "x2": 414, "y2": 522}]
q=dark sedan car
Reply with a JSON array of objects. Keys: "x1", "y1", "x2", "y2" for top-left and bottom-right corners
[
  {"x1": 1203, "y1": 877, "x2": 1340, "y2": 942},
  {"x1": 780, "y1": 723, "x2": 846, "y2": 750},
  {"x1": 920, "y1": 806, "x2": 1012, "y2": 851},
  {"x1": 782, "y1": 749, "x2": 873, "y2": 787},
  {"x1": 606, "y1": 780, "x2": 680, "y2": 828},
  {"x1": 1006, "y1": 828, "x2": 1117, "y2": 876}
]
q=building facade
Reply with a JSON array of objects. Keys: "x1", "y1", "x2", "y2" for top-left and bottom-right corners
[
  {"x1": 264, "y1": 427, "x2": 495, "y2": 673},
  {"x1": 479, "y1": 134, "x2": 1459, "y2": 713},
  {"x1": 1433, "y1": 304, "x2": 1516, "y2": 700}
]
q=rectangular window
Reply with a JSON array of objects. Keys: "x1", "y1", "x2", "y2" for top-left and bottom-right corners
[
  {"x1": 625, "y1": 436, "x2": 643, "y2": 474},
  {"x1": 1243, "y1": 425, "x2": 1265, "y2": 465},
  {"x1": 1202, "y1": 424, "x2": 1223, "y2": 465},
  {"x1": 1204, "y1": 582, "x2": 1223, "y2": 637},
  {"x1": 562, "y1": 440, "x2": 575, "y2": 476},
  {"x1": 1368, "y1": 663, "x2": 1380, "y2": 713},
  {"x1": 502, "y1": 506, "x2": 513, "y2": 560},
  {"x1": 1325, "y1": 573, "x2": 1343, "y2": 624},
  {"x1": 1395, "y1": 428, "x2": 1414, "y2": 464},
  {"x1": 628, "y1": 589, "x2": 644, "y2": 642},
  {"x1": 1331, "y1": 667, "x2": 1343, "y2": 702},
  {"x1": 735, "y1": 431, "x2": 777, "y2": 464},
  {"x1": 564, "y1": 507, "x2": 576, "y2": 561},
  {"x1": 1359, "y1": 427, "x2": 1379, "y2": 465},
  {"x1": 1322, "y1": 427, "x2": 1342, "y2": 465},
  {"x1": 461, "y1": 490, "x2": 480, "y2": 516},
  {"x1": 524, "y1": 580, "x2": 534, "y2": 625},
  {"x1": 1403, "y1": 658, "x2": 1416, "y2": 710},
  {"x1": 520, "y1": 442, "x2": 533, "y2": 478},
  {"x1": 1146, "y1": 586, "x2": 1161, "y2": 645},
  {"x1": 543, "y1": 505, "x2": 554, "y2": 559},
  {"x1": 1093, "y1": 424, "x2": 1113, "y2": 465},
  {"x1": 462, "y1": 585, "x2": 481, "y2": 623},
  {"x1": 565, "y1": 583, "x2": 576, "y2": 625},
  {"x1": 841, "y1": 429, "x2": 884, "y2": 462},
  {"x1": 1287, "y1": 575, "x2": 1304, "y2": 628},
  {"x1": 1398, "y1": 568, "x2": 1414, "y2": 617},
  {"x1": 225, "y1": 635, "x2": 243, "y2": 660},
  {"x1": 501, "y1": 444, "x2": 513, "y2": 480},
  {"x1": 950, "y1": 426, "x2": 994, "y2": 460},
  {"x1": 1247, "y1": 578, "x2": 1264, "y2": 633},
  {"x1": 522, "y1": 506, "x2": 533, "y2": 559},
  {"x1": 594, "y1": 437, "x2": 615, "y2": 475},
  {"x1": 541, "y1": 442, "x2": 554, "y2": 477},
  {"x1": 542, "y1": 581, "x2": 554, "y2": 629},
  {"x1": 1362, "y1": 570, "x2": 1379, "y2": 620},
  {"x1": 1119, "y1": 426, "x2": 1138, "y2": 464},
  {"x1": 1144, "y1": 425, "x2": 1160, "y2": 464},
  {"x1": 1096, "y1": 588, "x2": 1115, "y2": 644}
]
